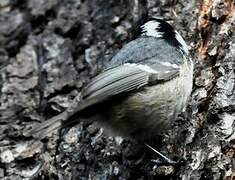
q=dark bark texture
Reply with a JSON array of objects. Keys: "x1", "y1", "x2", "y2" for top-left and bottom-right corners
[{"x1": 0, "y1": 0, "x2": 234, "y2": 179}]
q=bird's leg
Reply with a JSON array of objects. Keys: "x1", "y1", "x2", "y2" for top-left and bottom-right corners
[{"x1": 145, "y1": 143, "x2": 177, "y2": 165}]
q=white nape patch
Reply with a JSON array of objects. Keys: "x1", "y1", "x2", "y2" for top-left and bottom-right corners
[
  {"x1": 174, "y1": 30, "x2": 189, "y2": 54},
  {"x1": 159, "y1": 61, "x2": 179, "y2": 69},
  {"x1": 141, "y1": 20, "x2": 163, "y2": 38},
  {"x1": 125, "y1": 63, "x2": 158, "y2": 74}
]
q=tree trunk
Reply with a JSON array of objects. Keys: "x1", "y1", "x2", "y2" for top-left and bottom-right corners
[{"x1": 0, "y1": 0, "x2": 234, "y2": 179}]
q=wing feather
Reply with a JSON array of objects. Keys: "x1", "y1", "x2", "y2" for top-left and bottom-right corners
[{"x1": 76, "y1": 63, "x2": 179, "y2": 112}]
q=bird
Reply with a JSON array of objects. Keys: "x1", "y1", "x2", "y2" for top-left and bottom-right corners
[{"x1": 25, "y1": 18, "x2": 193, "y2": 163}]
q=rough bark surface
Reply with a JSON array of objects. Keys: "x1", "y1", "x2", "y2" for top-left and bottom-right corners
[{"x1": 0, "y1": 0, "x2": 234, "y2": 179}]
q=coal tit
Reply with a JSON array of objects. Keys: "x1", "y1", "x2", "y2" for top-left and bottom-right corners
[{"x1": 25, "y1": 18, "x2": 193, "y2": 147}]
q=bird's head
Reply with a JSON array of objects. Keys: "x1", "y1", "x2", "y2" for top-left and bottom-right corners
[{"x1": 141, "y1": 18, "x2": 189, "y2": 55}]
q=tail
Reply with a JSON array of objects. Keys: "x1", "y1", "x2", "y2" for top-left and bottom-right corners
[
  {"x1": 24, "y1": 111, "x2": 68, "y2": 139},
  {"x1": 24, "y1": 95, "x2": 84, "y2": 140}
]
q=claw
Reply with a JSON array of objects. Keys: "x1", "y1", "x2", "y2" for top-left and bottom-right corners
[{"x1": 145, "y1": 143, "x2": 177, "y2": 165}]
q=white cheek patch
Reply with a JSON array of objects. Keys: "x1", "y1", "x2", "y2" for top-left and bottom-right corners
[
  {"x1": 125, "y1": 63, "x2": 159, "y2": 74},
  {"x1": 141, "y1": 21, "x2": 163, "y2": 38},
  {"x1": 174, "y1": 30, "x2": 189, "y2": 55}
]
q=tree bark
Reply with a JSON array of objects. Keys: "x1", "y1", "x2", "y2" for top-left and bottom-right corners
[{"x1": 0, "y1": 0, "x2": 234, "y2": 179}]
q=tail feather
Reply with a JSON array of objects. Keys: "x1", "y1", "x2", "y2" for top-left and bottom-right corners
[{"x1": 24, "y1": 111, "x2": 68, "y2": 139}]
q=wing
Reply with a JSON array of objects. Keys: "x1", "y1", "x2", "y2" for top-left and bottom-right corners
[{"x1": 75, "y1": 62, "x2": 180, "y2": 112}]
